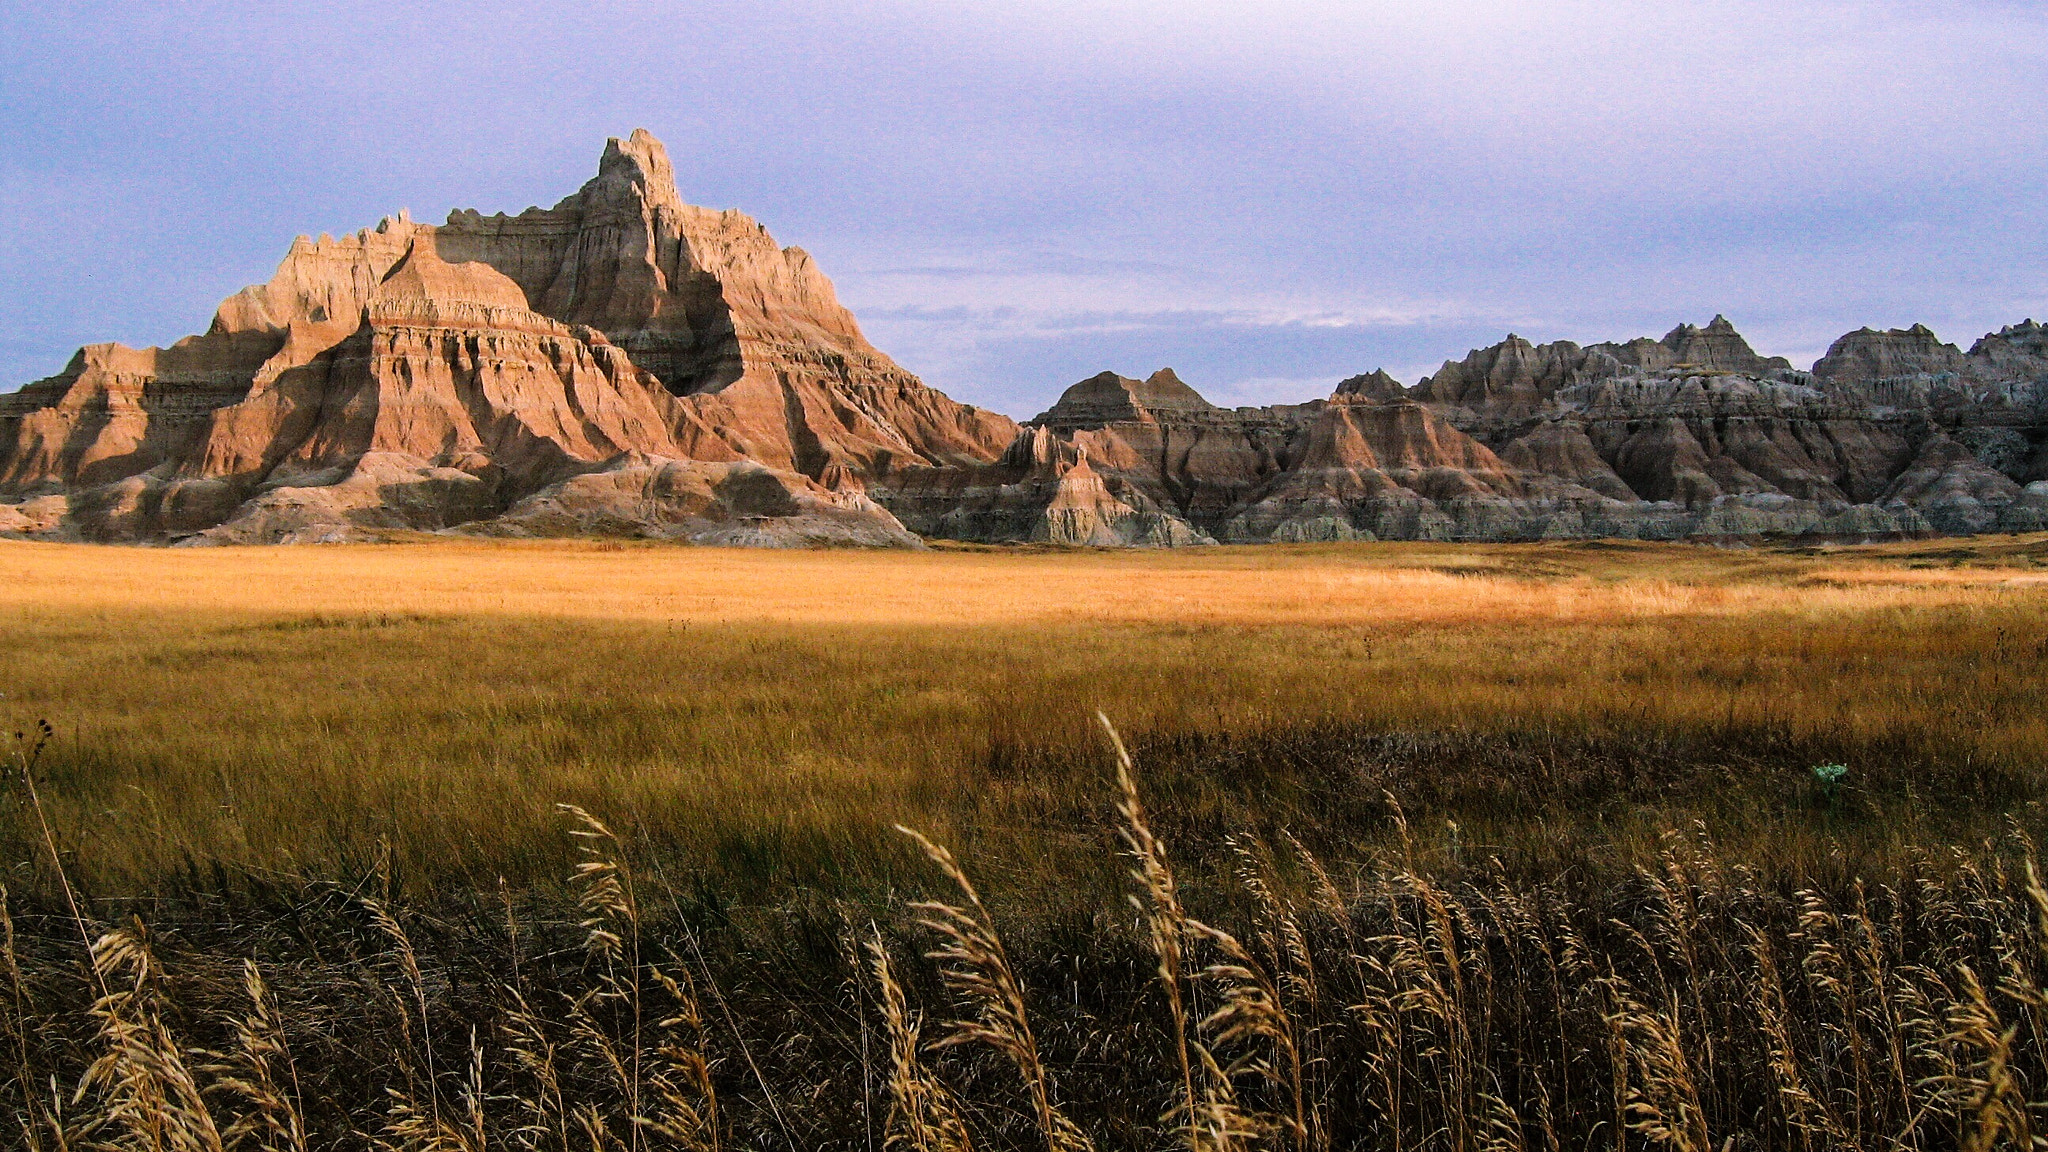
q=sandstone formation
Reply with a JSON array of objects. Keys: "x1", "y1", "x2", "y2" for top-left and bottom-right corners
[
  {"x1": 875, "y1": 318, "x2": 2048, "y2": 546},
  {"x1": 881, "y1": 370, "x2": 1317, "y2": 545},
  {"x1": 6, "y1": 133, "x2": 2048, "y2": 549},
  {"x1": 0, "y1": 130, "x2": 1010, "y2": 545}
]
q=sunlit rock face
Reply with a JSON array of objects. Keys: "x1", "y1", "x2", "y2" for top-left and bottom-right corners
[
  {"x1": 0, "y1": 130, "x2": 1012, "y2": 545},
  {"x1": 6, "y1": 131, "x2": 2048, "y2": 548}
]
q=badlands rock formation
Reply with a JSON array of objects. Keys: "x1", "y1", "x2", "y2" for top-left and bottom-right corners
[
  {"x1": 0, "y1": 130, "x2": 1013, "y2": 545},
  {"x1": 882, "y1": 370, "x2": 1315, "y2": 545},
  {"x1": 5, "y1": 132, "x2": 2047, "y2": 548},
  {"x1": 880, "y1": 318, "x2": 2048, "y2": 545}
]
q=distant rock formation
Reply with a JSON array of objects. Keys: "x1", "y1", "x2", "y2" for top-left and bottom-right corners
[
  {"x1": 6, "y1": 134, "x2": 2048, "y2": 548},
  {"x1": 876, "y1": 317, "x2": 2048, "y2": 546},
  {"x1": 881, "y1": 369, "x2": 1317, "y2": 545},
  {"x1": 1413, "y1": 316, "x2": 1792, "y2": 418},
  {"x1": 0, "y1": 131, "x2": 1012, "y2": 545}
]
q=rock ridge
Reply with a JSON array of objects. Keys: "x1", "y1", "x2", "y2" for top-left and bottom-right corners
[
  {"x1": 874, "y1": 314, "x2": 2048, "y2": 547},
  {"x1": 7, "y1": 138, "x2": 2048, "y2": 549},
  {"x1": 0, "y1": 131, "x2": 1012, "y2": 545}
]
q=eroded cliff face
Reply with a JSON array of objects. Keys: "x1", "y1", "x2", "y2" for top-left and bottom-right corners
[
  {"x1": 877, "y1": 317, "x2": 2048, "y2": 547},
  {"x1": 0, "y1": 131, "x2": 1011, "y2": 545},
  {"x1": 7, "y1": 133, "x2": 2047, "y2": 549},
  {"x1": 879, "y1": 370, "x2": 1319, "y2": 545}
]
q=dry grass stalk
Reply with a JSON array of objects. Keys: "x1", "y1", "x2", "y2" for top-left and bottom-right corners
[
  {"x1": 1639, "y1": 839, "x2": 1718, "y2": 1120},
  {"x1": 1744, "y1": 924, "x2": 1849, "y2": 1149},
  {"x1": 640, "y1": 958, "x2": 719, "y2": 1152},
  {"x1": 360, "y1": 886, "x2": 447, "y2": 1147},
  {"x1": 1364, "y1": 910, "x2": 1463, "y2": 1152},
  {"x1": 1477, "y1": 1090, "x2": 1527, "y2": 1152},
  {"x1": 572, "y1": 1103, "x2": 617, "y2": 1152},
  {"x1": 866, "y1": 934, "x2": 971, "y2": 1152},
  {"x1": 1942, "y1": 964, "x2": 2028, "y2": 1152},
  {"x1": 1792, "y1": 889, "x2": 1872, "y2": 1147},
  {"x1": 2, "y1": 883, "x2": 52, "y2": 1152},
  {"x1": 896, "y1": 825, "x2": 1094, "y2": 1152},
  {"x1": 1103, "y1": 714, "x2": 1267, "y2": 1152},
  {"x1": 375, "y1": 1083, "x2": 478, "y2": 1152},
  {"x1": 21, "y1": 815, "x2": 2048, "y2": 1152},
  {"x1": 1289, "y1": 837, "x2": 1407, "y2": 1151},
  {"x1": 1230, "y1": 832, "x2": 1325, "y2": 1148},
  {"x1": 203, "y1": 960, "x2": 306, "y2": 1152},
  {"x1": 77, "y1": 920, "x2": 225, "y2": 1152},
  {"x1": 500, "y1": 992, "x2": 570, "y2": 1152},
  {"x1": 560, "y1": 805, "x2": 648, "y2": 1152},
  {"x1": 459, "y1": 1034, "x2": 486, "y2": 1152},
  {"x1": 1100, "y1": 714, "x2": 1198, "y2": 1150},
  {"x1": 12, "y1": 721, "x2": 103, "y2": 997},
  {"x1": 1185, "y1": 919, "x2": 1308, "y2": 1152},
  {"x1": 1844, "y1": 881, "x2": 1916, "y2": 1139},
  {"x1": 38, "y1": 1078, "x2": 78, "y2": 1152},
  {"x1": 1371, "y1": 795, "x2": 1477, "y2": 1150},
  {"x1": 1185, "y1": 1044, "x2": 1258, "y2": 1152},
  {"x1": 1602, "y1": 977, "x2": 1708, "y2": 1152},
  {"x1": 672, "y1": 931, "x2": 789, "y2": 1152},
  {"x1": 566, "y1": 1002, "x2": 634, "y2": 1149},
  {"x1": 1340, "y1": 982, "x2": 1402, "y2": 1152}
]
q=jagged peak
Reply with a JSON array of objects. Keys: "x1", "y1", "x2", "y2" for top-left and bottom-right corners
[
  {"x1": 1660, "y1": 314, "x2": 1747, "y2": 343},
  {"x1": 1834, "y1": 323, "x2": 1946, "y2": 343},
  {"x1": 595, "y1": 127, "x2": 683, "y2": 213},
  {"x1": 1333, "y1": 369, "x2": 1407, "y2": 401},
  {"x1": 1663, "y1": 314, "x2": 1739, "y2": 341},
  {"x1": 1975, "y1": 318, "x2": 2047, "y2": 346},
  {"x1": 1820, "y1": 322, "x2": 1957, "y2": 351},
  {"x1": 1637, "y1": 315, "x2": 1787, "y2": 374},
  {"x1": 1134, "y1": 368, "x2": 1216, "y2": 411},
  {"x1": 1032, "y1": 368, "x2": 1220, "y2": 429},
  {"x1": 1812, "y1": 322, "x2": 1967, "y2": 382}
]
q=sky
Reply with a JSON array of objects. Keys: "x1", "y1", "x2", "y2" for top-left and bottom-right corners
[{"x1": 2, "y1": 1, "x2": 2045, "y2": 419}]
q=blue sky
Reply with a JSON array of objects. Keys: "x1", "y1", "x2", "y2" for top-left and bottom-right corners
[{"x1": 3, "y1": 1, "x2": 2045, "y2": 418}]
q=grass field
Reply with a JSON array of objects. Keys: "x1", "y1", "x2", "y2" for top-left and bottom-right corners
[
  {"x1": 6, "y1": 534, "x2": 2048, "y2": 1150},
  {"x1": 4, "y1": 534, "x2": 2047, "y2": 900}
]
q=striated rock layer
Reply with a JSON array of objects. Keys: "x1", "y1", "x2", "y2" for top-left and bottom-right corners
[
  {"x1": 876, "y1": 318, "x2": 2048, "y2": 546},
  {"x1": 0, "y1": 130, "x2": 1012, "y2": 545},
  {"x1": 7, "y1": 131, "x2": 2048, "y2": 548}
]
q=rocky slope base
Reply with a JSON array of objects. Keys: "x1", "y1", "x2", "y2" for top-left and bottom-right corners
[
  {"x1": 875, "y1": 317, "x2": 2048, "y2": 545},
  {"x1": 5, "y1": 132, "x2": 2046, "y2": 547},
  {"x1": 0, "y1": 130, "x2": 1014, "y2": 546}
]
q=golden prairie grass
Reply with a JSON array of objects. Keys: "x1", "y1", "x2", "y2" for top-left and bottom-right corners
[
  {"x1": 11, "y1": 727, "x2": 2048, "y2": 1152},
  {"x1": 1, "y1": 521, "x2": 2047, "y2": 1152},
  {"x1": 3, "y1": 534, "x2": 2048, "y2": 900},
  {"x1": 0, "y1": 535, "x2": 2042, "y2": 625}
]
